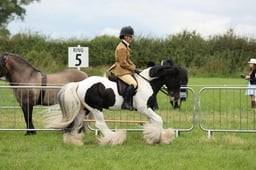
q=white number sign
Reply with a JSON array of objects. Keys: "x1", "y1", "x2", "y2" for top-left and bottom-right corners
[{"x1": 68, "y1": 46, "x2": 89, "y2": 68}]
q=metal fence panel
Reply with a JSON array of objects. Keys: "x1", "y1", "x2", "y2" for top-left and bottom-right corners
[
  {"x1": 85, "y1": 87, "x2": 196, "y2": 136},
  {"x1": 198, "y1": 87, "x2": 256, "y2": 138},
  {"x1": 0, "y1": 86, "x2": 196, "y2": 136},
  {"x1": 0, "y1": 86, "x2": 61, "y2": 131}
]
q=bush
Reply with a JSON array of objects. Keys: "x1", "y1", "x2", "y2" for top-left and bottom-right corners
[{"x1": 0, "y1": 29, "x2": 256, "y2": 76}]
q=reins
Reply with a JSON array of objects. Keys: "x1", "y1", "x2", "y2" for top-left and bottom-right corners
[{"x1": 135, "y1": 72, "x2": 169, "y2": 96}]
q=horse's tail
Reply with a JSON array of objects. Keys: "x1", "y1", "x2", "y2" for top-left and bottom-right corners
[{"x1": 46, "y1": 82, "x2": 81, "y2": 129}]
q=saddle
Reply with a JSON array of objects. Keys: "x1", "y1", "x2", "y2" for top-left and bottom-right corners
[{"x1": 108, "y1": 73, "x2": 136, "y2": 97}]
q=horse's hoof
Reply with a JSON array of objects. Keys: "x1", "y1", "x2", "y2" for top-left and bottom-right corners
[{"x1": 25, "y1": 131, "x2": 37, "y2": 135}]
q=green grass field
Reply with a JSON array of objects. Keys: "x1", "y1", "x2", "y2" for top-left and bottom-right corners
[{"x1": 1, "y1": 77, "x2": 256, "y2": 170}]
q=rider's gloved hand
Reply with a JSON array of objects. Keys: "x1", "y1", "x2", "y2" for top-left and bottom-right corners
[{"x1": 135, "y1": 69, "x2": 141, "y2": 74}]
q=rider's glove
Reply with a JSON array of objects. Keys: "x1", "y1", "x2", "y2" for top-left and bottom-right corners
[{"x1": 135, "y1": 69, "x2": 141, "y2": 74}]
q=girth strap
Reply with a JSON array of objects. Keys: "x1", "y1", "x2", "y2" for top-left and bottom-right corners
[{"x1": 37, "y1": 72, "x2": 47, "y2": 104}]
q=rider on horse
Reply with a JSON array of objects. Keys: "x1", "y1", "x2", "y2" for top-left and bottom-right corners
[{"x1": 108, "y1": 26, "x2": 138, "y2": 110}]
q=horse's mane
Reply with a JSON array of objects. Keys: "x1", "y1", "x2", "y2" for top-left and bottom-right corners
[{"x1": 1, "y1": 52, "x2": 41, "y2": 72}]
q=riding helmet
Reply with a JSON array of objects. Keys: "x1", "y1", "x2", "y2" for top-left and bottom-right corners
[{"x1": 119, "y1": 26, "x2": 134, "y2": 39}]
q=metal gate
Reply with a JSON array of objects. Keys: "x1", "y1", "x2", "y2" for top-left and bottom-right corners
[
  {"x1": 0, "y1": 86, "x2": 196, "y2": 136},
  {"x1": 85, "y1": 87, "x2": 196, "y2": 137},
  {"x1": 0, "y1": 85, "x2": 61, "y2": 131},
  {"x1": 198, "y1": 87, "x2": 256, "y2": 138}
]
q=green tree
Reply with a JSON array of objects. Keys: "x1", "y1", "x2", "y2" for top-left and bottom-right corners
[{"x1": 0, "y1": 0, "x2": 39, "y2": 36}]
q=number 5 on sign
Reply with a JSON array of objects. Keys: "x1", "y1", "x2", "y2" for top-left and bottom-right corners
[{"x1": 68, "y1": 47, "x2": 89, "y2": 68}]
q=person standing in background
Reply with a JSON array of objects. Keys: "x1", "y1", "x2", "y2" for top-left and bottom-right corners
[{"x1": 242, "y1": 58, "x2": 256, "y2": 108}]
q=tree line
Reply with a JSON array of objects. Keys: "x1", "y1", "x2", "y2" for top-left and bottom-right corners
[{"x1": 0, "y1": 29, "x2": 256, "y2": 76}]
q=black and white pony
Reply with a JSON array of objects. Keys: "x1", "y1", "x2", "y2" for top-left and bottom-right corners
[
  {"x1": 47, "y1": 65, "x2": 181, "y2": 145},
  {"x1": 161, "y1": 59, "x2": 188, "y2": 109}
]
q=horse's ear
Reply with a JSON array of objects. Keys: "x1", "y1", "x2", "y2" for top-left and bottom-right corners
[
  {"x1": 2, "y1": 55, "x2": 8, "y2": 61},
  {"x1": 149, "y1": 65, "x2": 171, "y2": 77},
  {"x1": 161, "y1": 59, "x2": 175, "y2": 66},
  {"x1": 0, "y1": 55, "x2": 7, "y2": 65},
  {"x1": 2, "y1": 55, "x2": 8, "y2": 65}
]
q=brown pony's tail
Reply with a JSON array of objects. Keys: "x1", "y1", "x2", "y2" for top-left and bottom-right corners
[{"x1": 46, "y1": 82, "x2": 81, "y2": 129}]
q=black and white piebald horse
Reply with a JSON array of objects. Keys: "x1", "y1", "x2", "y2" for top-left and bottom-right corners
[{"x1": 47, "y1": 65, "x2": 181, "y2": 146}]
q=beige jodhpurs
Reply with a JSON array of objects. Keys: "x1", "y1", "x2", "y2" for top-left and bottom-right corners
[{"x1": 118, "y1": 74, "x2": 137, "y2": 88}]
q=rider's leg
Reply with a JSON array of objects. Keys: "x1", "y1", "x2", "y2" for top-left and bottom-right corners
[{"x1": 119, "y1": 74, "x2": 137, "y2": 110}]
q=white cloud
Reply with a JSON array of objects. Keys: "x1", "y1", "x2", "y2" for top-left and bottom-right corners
[
  {"x1": 7, "y1": 0, "x2": 256, "y2": 39},
  {"x1": 99, "y1": 27, "x2": 119, "y2": 36}
]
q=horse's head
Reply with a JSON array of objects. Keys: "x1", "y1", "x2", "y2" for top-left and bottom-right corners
[
  {"x1": 162, "y1": 67, "x2": 181, "y2": 101},
  {"x1": 0, "y1": 53, "x2": 8, "y2": 78},
  {"x1": 149, "y1": 65, "x2": 181, "y2": 101},
  {"x1": 160, "y1": 59, "x2": 189, "y2": 109}
]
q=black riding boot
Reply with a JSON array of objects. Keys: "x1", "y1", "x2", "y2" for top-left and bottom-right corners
[{"x1": 122, "y1": 85, "x2": 135, "y2": 110}]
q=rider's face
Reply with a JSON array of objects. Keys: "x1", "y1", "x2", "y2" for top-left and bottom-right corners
[{"x1": 124, "y1": 35, "x2": 133, "y2": 43}]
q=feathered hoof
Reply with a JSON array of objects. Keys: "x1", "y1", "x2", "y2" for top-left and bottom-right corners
[
  {"x1": 143, "y1": 123, "x2": 175, "y2": 144},
  {"x1": 63, "y1": 132, "x2": 84, "y2": 146},
  {"x1": 160, "y1": 128, "x2": 175, "y2": 144},
  {"x1": 143, "y1": 123, "x2": 162, "y2": 144},
  {"x1": 98, "y1": 130, "x2": 126, "y2": 145}
]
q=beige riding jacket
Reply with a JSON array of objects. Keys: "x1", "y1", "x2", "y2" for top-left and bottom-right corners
[{"x1": 108, "y1": 41, "x2": 136, "y2": 76}]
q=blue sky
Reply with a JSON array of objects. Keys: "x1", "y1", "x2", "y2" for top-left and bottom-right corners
[{"x1": 7, "y1": 0, "x2": 256, "y2": 39}]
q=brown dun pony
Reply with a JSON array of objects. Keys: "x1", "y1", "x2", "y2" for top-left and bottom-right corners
[{"x1": 0, "y1": 52, "x2": 88, "y2": 135}]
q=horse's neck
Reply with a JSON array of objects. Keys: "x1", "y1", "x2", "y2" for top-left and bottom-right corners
[{"x1": 8, "y1": 63, "x2": 39, "y2": 85}]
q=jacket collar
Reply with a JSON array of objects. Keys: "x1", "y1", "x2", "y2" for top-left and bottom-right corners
[{"x1": 121, "y1": 39, "x2": 130, "y2": 48}]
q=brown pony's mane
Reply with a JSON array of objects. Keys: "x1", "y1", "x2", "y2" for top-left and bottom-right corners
[{"x1": 1, "y1": 52, "x2": 41, "y2": 72}]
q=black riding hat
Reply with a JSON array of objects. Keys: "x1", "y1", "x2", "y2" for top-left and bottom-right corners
[{"x1": 119, "y1": 26, "x2": 134, "y2": 39}]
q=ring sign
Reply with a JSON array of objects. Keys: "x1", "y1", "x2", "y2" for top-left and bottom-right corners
[{"x1": 68, "y1": 46, "x2": 89, "y2": 68}]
